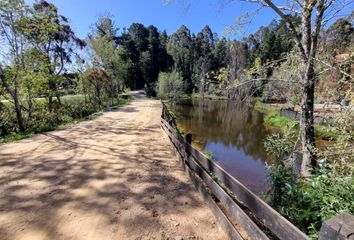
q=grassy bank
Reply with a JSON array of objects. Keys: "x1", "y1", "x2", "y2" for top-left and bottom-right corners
[
  {"x1": 0, "y1": 96, "x2": 132, "y2": 143},
  {"x1": 254, "y1": 101, "x2": 340, "y2": 140}
]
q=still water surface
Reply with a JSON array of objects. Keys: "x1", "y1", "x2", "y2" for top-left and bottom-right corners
[{"x1": 171, "y1": 98, "x2": 276, "y2": 194}]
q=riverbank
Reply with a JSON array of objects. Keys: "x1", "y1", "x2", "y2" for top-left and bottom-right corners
[{"x1": 254, "y1": 101, "x2": 342, "y2": 141}]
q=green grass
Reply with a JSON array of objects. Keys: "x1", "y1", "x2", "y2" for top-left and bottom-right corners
[
  {"x1": 315, "y1": 125, "x2": 340, "y2": 140},
  {"x1": 264, "y1": 111, "x2": 297, "y2": 132},
  {"x1": 255, "y1": 101, "x2": 341, "y2": 140},
  {"x1": 0, "y1": 113, "x2": 104, "y2": 144},
  {"x1": 254, "y1": 101, "x2": 278, "y2": 114},
  {"x1": 205, "y1": 151, "x2": 214, "y2": 160},
  {"x1": 164, "y1": 102, "x2": 178, "y2": 119},
  {"x1": 176, "y1": 126, "x2": 185, "y2": 137}
]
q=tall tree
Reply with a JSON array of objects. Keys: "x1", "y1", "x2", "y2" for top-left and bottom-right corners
[
  {"x1": 18, "y1": 0, "x2": 85, "y2": 109},
  {"x1": 0, "y1": 0, "x2": 28, "y2": 131},
  {"x1": 168, "y1": 25, "x2": 194, "y2": 92},
  {"x1": 146, "y1": 25, "x2": 160, "y2": 83},
  {"x1": 224, "y1": 0, "x2": 346, "y2": 176},
  {"x1": 89, "y1": 15, "x2": 130, "y2": 101},
  {"x1": 213, "y1": 37, "x2": 228, "y2": 69},
  {"x1": 94, "y1": 13, "x2": 119, "y2": 44},
  {"x1": 158, "y1": 30, "x2": 173, "y2": 72},
  {"x1": 195, "y1": 25, "x2": 215, "y2": 94}
]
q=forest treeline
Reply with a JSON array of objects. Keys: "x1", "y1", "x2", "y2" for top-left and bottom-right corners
[
  {"x1": 87, "y1": 13, "x2": 353, "y2": 103},
  {"x1": 1, "y1": 0, "x2": 353, "y2": 140}
]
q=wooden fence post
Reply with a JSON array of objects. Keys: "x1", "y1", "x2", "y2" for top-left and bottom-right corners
[
  {"x1": 183, "y1": 133, "x2": 193, "y2": 165},
  {"x1": 185, "y1": 132, "x2": 192, "y2": 145},
  {"x1": 319, "y1": 212, "x2": 354, "y2": 240}
]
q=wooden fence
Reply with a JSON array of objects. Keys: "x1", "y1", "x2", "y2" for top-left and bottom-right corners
[{"x1": 161, "y1": 101, "x2": 309, "y2": 240}]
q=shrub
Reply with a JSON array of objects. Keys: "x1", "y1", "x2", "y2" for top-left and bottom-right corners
[
  {"x1": 265, "y1": 133, "x2": 354, "y2": 238},
  {"x1": 264, "y1": 134, "x2": 293, "y2": 159},
  {"x1": 0, "y1": 95, "x2": 131, "y2": 142},
  {"x1": 144, "y1": 83, "x2": 157, "y2": 97},
  {"x1": 266, "y1": 146, "x2": 354, "y2": 238},
  {"x1": 156, "y1": 71, "x2": 184, "y2": 99}
]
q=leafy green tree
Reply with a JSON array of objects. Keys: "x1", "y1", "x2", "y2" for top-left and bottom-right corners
[
  {"x1": 17, "y1": 0, "x2": 85, "y2": 109},
  {"x1": 89, "y1": 15, "x2": 135, "y2": 103},
  {"x1": 0, "y1": 0, "x2": 29, "y2": 131},
  {"x1": 156, "y1": 71, "x2": 184, "y2": 99}
]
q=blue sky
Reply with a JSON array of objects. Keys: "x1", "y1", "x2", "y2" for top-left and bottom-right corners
[{"x1": 26, "y1": 0, "x2": 277, "y2": 39}]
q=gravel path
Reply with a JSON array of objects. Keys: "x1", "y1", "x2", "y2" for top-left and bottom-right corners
[{"x1": 0, "y1": 91, "x2": 227, "y2": 240}]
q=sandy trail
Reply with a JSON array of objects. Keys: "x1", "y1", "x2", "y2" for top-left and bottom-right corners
[{"x1": 0, "y1": 91, "x2": 227, "y2": 240}]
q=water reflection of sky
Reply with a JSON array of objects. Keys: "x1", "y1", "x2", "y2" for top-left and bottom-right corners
[{"x1": 204, "y1": 142, "x2": 269, "y2": 194}]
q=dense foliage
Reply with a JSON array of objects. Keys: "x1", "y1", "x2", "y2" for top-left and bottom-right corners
[
  {"x1": 0, "y1": 0, "x2": 131, "y2": 140},
  {"x1": 266, "y1": 160, "x2": 354, "y2": 238},
  {"x1": 264, "y1": 109, "x2": 354, "y2": 238}
]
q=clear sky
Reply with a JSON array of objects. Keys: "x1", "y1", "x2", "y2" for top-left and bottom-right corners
[{"x1": 26, "y1": 0, "x2": 278, "y2": 39}]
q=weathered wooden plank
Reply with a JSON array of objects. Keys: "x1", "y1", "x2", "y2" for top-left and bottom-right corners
[
  {"x1": 163, "y1": 123, "x2": 243, "y2": 239},
  {"x1": 162, "y1": 122, "x2": 267, "y2": 239},
  {"x1": 161, "y1": 123, "x2": 185, "y2": 155},
  {"x1": 161, "y1": 119, "x2": 184, "y2": 143},
  {"x1": 185, "y1": 154, "x2": 269, "y2": 240},
  {"x1": 175, "y1": 148, "x2": 244, "y2": 240},
  {"x1": 183, "y1": 142, "x2": 308, "y2": 240},
  {"x1": 161, "y1": 109, "x2": 307, "y2": 239}
]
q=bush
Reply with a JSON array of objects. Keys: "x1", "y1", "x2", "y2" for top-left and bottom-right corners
[
  {"x1": 0, "y1": 106, "x2": 17, "y2": 136},
  {"x1": 156, "y1": 71, "x2": 184, "y2": 99},
  {"x1": 264, "y1": 133, "x2": 354, "y2": 238},
  {"x1": 0, "y1": 95, "x2": 131, "y2": 142},
  {"x1": 144, "y1": 83, "x2": 157, "y2": 97},
  {"x1": 267, "y1": 158, "x2": 354, "y2": 238},
  {"x1": 264, "y1": 134, "x2": 293, "y2": 159}
]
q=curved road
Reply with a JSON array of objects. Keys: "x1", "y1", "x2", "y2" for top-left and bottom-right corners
[{"x1": 0, "y1": 91, "x2": 226, "y2": 240}]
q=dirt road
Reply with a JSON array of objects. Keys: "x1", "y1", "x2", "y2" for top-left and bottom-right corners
[{"x1": 0, "y1": 91, "x2": 227, "y2": 240}]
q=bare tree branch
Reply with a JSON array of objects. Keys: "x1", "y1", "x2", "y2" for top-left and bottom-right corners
[
  {"x1": 227, "y1": 77, "x2": 299, "y2": 90},
  {"x1": 315, "y1": 57, "x2": 354, "y2": 79}
]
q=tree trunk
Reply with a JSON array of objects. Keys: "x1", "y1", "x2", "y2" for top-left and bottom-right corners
[
  {"x1": 13, "y1": 89, "x2": 25, "y2": 132},
  {"x1": 0, "y1": 67, "x2": 25, "y2": 132},
  {"x1": 300, "y1": 61, "x2": 317, "y2": 177},
  {"x1": 56, "y1": 94, "x2": 61, "y2": 105},
  {"x1": 48, "y1": 95, "x2": 53, "y2": 111}
]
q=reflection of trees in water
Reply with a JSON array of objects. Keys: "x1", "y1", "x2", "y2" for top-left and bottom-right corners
[{"x1": 174, "y1": 98, "x2": 272, "y2": 163}]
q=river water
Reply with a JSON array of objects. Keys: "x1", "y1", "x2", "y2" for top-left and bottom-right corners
[{"x1": 171, "y1": 98, "x2": 276, "y2": 194}]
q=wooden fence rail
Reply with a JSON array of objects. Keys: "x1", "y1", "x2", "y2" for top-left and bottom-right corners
[{"x1": 160, "y1": 101, "x2": 308, "y2": 240}]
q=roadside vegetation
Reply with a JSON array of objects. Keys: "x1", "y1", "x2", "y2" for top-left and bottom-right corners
[
  {"x1": 0, "y1": 1, "x2": 136, "y2": 141},
  {"x1": 0, "y1": 96, "x2": 131, "y2": 143},
  {"x1": 1, "y1": 0, "x2": 353, "y2": 237}
]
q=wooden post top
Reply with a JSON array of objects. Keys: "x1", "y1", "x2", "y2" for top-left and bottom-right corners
[{"x1": 319, "y1": 212, "x2": 354, "y2": 240}]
